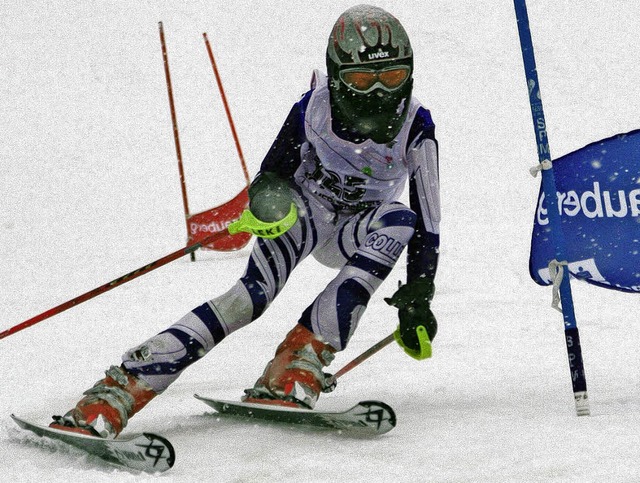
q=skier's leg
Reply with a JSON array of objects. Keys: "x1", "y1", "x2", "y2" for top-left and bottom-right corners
[
  {"x1": 121, "y1": 235, "x2": 314, "y2": 394},
  {"x1": 244, "y1": 201, "x2": 416, "y2": 408},
  {"x1": 52, "y1": 194, "x2": 322, "y2": 437},
  {"x1": 302, "y1": 201, "x2": 417, "y2": 350}
]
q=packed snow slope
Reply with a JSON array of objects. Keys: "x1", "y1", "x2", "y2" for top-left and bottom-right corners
[{"x1": 2, "y1": 1, "x2": 639, "y2": 481}]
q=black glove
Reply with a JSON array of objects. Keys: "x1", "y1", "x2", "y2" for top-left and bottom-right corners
[
  {"x1": 384, "y1": 278, "x2": 437, "y2": 360},
  {"x1": 248, "y1": 171, "x2": 294, "y2": 223}
]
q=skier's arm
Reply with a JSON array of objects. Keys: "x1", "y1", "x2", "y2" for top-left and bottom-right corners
[
  {"x1": 258, "y1": 90, "x2": 311, "y2": 178},
  {"x1": 231, "y1": 93, "x2": 311, "y2": 238},
  {"x1": 385, "y1": 107, "x2": 440, "y2": 359},
  {"x1": 406, "y1": 107, "x2": 440, "y2": 285}
]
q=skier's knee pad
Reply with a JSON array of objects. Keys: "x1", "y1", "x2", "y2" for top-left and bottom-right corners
[{"x1": 362, "y1": 203, "x2": 416, "y2": 266}]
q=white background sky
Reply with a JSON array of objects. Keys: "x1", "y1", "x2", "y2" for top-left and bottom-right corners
[{"x1": 2, "y1": 1, "x2": 639, "y2": 481}]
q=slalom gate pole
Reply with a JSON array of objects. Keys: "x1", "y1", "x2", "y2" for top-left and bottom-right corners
[
  {"x1": 0, "y1": 229, "x2": 230, "y2": 341},
  {"x1": 159, "y1": 21, "x2": 195, "y2": 262},
  {"x1": 203, "y1": 33, "x2": 251, "y2": 186},
  {"x1": 513, "y1": 0, "x2": 590, "y2": 416},
  {"x1": 325, "y1": 332, "x2": 396, "y2": 389}
]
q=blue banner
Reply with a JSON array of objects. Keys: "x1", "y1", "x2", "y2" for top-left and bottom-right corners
[{"x1": 530, "y1": 130, "x2": 640, "y2": 293}]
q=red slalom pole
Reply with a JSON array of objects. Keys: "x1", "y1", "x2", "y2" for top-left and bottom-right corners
[
  {"x1": 203, "y1": 32, "x2": 251, "y2": 186},
  {"x1": 159, "y1": 21, "x2": 196, "y2": 262},
  {"x1": 0, "y1": 229, "x2": 230, "y2": 341}
]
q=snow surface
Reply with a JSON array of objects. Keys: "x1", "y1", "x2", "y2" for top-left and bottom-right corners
[{"x1": 2, "y1": 1, "x2": 640, "y2": 481}]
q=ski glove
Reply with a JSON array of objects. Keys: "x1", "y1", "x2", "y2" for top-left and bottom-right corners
[
  {"x1": 229, "y1": 171, "x2": 298, "y2": 239},
  {"x1": 384, "y1": 278, "x2": 437, "y2": 360}
]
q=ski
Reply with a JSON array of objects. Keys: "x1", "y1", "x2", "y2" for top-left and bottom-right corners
[
  {"x1": 195, "y1": 394, "x2": 396, "y2": 435},
  {"x1": 11, "y1": 414, "x2": 175, "y2": 473}
]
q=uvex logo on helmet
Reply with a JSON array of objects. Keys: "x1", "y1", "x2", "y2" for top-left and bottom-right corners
[{"x1": 368, "y1": 50, "x2": 390, "y2": 60}]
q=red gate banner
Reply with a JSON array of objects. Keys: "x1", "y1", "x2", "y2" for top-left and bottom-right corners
[{"x1": 187, "y1": 187, "x2": 251, "y2": 251}]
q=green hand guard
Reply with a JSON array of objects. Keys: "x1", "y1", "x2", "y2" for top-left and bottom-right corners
[
  {"x1": 229, "y1": 203, "x2": 298, "y2": 239},
  {"x1": 393, "y1": 324, "x2": 432, "y2": 360}
]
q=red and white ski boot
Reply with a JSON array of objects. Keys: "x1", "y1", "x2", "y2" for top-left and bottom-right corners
[
  {"x1": 50, "y1": 365, "x2": 156, "y2": 439},
  {"x1": 243, "y1": 324, "x2": 336, "y2": 409}
]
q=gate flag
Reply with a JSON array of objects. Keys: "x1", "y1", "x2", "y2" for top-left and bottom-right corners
[
  {"x1": 530, "y1": 130, "x2": 640, "y2": 293},
  {"x1": 187, "y1": 187, "x2": 251, "y2": 252}
]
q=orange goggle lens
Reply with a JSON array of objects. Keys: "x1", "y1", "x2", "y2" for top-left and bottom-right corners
[{"x1": 340, "y1": 67, "x2": 410, "y2": 92}]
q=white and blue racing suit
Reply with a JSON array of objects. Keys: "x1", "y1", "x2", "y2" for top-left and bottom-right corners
[{"x1": 122, "y1": 72, "x2": 440, "y2": 393}]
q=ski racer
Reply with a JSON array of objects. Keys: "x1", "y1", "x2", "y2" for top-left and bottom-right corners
[{"x1": 51, "y1": 4, "x2": 441, "y2": 438}]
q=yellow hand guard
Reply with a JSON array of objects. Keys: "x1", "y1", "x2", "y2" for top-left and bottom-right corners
[
  {"x1": 229, "y1": 203, "x2": 298, "y2": 239},
  {"x1": 393, "y1": 325, "x2": 432, "y2": 360}
]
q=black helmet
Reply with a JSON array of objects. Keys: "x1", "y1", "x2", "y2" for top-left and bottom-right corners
[{"x1": 326, "y1": 5, "x2": 413, "y2": 144}]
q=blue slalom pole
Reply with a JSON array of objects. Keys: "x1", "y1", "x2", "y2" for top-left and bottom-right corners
[{"x1": 513, "y1": 0, "x2": 590, "y2": 416}]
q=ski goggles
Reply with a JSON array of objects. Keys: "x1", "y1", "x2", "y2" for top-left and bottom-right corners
[{"x1": 339, "y1": 65, "x2": 411, "y2": 93}]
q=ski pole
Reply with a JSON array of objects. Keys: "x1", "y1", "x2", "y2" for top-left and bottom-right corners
[
  {"x1": 323, "y1": 332, "x2": 396, "y2": 391},
  {"x1": 159, "y1": 21, "x2": 195, "y2": 262},
  {"x1": 513, "y1": 0, "x2": 590, "y2": 416},
  {"x1": 0, "y1": 229, "x2": 230, "y2": 341}
]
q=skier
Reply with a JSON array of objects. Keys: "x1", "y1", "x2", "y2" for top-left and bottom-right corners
[{"x1": 51, "y1": 4, "x2": 440, "y2": 438}]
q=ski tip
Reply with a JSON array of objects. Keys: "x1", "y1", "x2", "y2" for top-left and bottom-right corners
[
  {"x1": 11, "y1": 414, "x2": 29, "y2": 429},
  {"x1": 356, "y1": 401, "x2": 397, "y2": 433},
  {"x1": 142, "y1": 432, "x2": 176, "y2": 470}
]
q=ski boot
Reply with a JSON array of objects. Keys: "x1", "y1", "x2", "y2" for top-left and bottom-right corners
[
  {"x1": 50, "y1": 365, "x2": 156, "y2": 439},
  {"x1": 243, "y1": 324, "x2": 336, "y2": 409}
]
